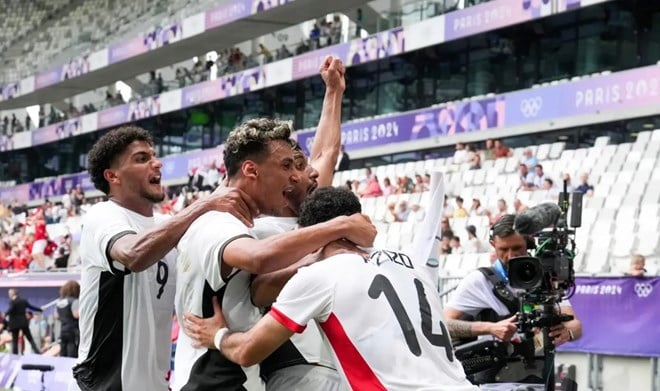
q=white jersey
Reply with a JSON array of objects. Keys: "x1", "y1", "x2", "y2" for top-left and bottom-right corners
[
  {"x1": 251, "y1": 217, "x2": 336, "y2": 379},
  {"x1": 270, "y1": 249, "x2": 478, "y2": 391},
  {"x1": 173, "y1": 211, "x2": 264, "y2": 391},
  {"x1": 74, "y1": 201, "x2": 177, "y2": 391}
]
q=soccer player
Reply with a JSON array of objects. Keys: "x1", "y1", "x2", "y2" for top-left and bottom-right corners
[
  {"x1": 73, "y1": 126, "x2": 258, "y2": 391},
  {"x1": 187, "y1": 187, "x2": 479, "y2": 391},
  {"x1": 249, "y1": 55, "x2": 346, "y2": 391},
  {"x1": 172, "y1": 118, "x2": 376, "y2": 390}
]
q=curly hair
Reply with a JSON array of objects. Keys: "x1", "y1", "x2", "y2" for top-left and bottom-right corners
[
  {"x1": 223, "y1": 118, "x2": 294, "y2": 178},
  {"x1": 299, "y1": 187, "x2": 361, "y2": 227},
  {"x1": 60, "y1": 280, "x2": 80, "y2": 298},
  {"x1": 87, "y1": 126, "x2": 153, "y2": 194}
]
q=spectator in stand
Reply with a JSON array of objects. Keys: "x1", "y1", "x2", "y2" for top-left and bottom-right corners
[
  {"x1": 453, "y1": 196, "x2": 468, "y2": 218},
  {"x1": 25, "y1": 115, "x2": 32, "y2": 131},
  {"x1": 30, "y1": 208, "x2": 48, "y2": 270},
  {"x1": 396, "y1": 175, "x2": 414, "y2": 194},
  {"x1": 513, "y1": 198, "x2": 528, "y2": 213},
  {"x1": 470, "y1": 198, "x2": 486, "y2": 216},
  {"x1": 483, "y1": 139, "x2": 495, "y2": 160},
  {"x1": 561, "y1": 173, "x2": 575, "y2": 192},
  {"x1": 382, "y1": 177, "x2": 396, "y2": 196},
  {"x1": 258, "y1": 43, "x2": 273, "y2": 63},
  {"x1": 335, "y1": 144, "x2": 350, "y2": 171},
  {"x1": 356, "y1": 8, "x2": 364, "y2": 37},
  {"x1": 450, "y1": 236, "x2": 464, "y2": 254},
  {"x1": 360, "y1": 175, "x2": 384, "y2": 198},
  {"x1": 310, "y1": 23, "x2": 321, "y2": 49},
  {"x1": 414, "y1": 174, "x2": 427, "y2": 192},
  {"x1": 441, "y1": 217, "x2": 454, "y2": 239},
  {"x1": 439, "y1": 231, "x2": 453, "y2": 255},
  {"x1": 72, "y1": 184, "x2": 85, "y2": 214},
  {"x1": 576, "y1": 173, "x2": 595, "y2": 196},
  {"x1": 276, "y1": 44, "x2": 292, "y2": 60},
  {"x1": 349, "y1": 179, "x2": 361, "y2": 195},
  {"x1": 8, "y1": 245, "x2": 29, "y2": 271},
  {"x1": 2, "y1": 117, "x2": 8, "y2": 135},
  {"x1": 521, "y1": 148, "x2": 538, "y2": 168},
  {"x1": 453, "y1": 142, "x2": 468, "y2": 164},
  {"x1": 56, "y1": 280, "x2": 80, "y2": 358},
  {"x1": 626, "y1": 254, "x2": 646, "y2": 277},
  {"x1": 443, "y1": 195, "x2": 455, "y2": 218},
  {"x1": 408, "y1": 203, "x2": 425, "y2": 223},
  {"x1": 331, "y1": 15, "x2": 342, "y2": 44},
  {"x1": 469, "y1": 150, "x2": 482, "y2": 170},
  {"x1": 489, "y1": 198, "x2": 507, "y2": 225},
  {"x1": 424, "y1": 173, "x2": 431, "y2": 187},
  {"x1": 463, "y1": 225, "x2": 486, "y2": 253},
  {"x1": 494, "y1": 139, "x2": 512, "y2": 158},
  {"x1": 541, "y1": 178, "x2": 559, "y2": 198},
  {"x1": 10, "y1": 114, "x2": 18, "y2": 134},
  {"x1": 397, "y1": 200, "x2": 411, "y2": 221},
  {"x1": 518, "y1": 163, "x2": 535, "y2": 191},
  {"x1": 385, "y1": 202, "x2": 399, "y2": 223},
  {"x1": 532, "y1": 164, "x2": 548, "y2": 189}
]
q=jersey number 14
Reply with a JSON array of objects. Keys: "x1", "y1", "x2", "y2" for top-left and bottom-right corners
[{"x1": 368, "y1": 274, "x2": 454, "y2": 362}]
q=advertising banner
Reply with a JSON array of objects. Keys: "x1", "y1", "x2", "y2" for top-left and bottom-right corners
[
  {"x1": 505, "y1": 65, "x2": 660, "y2": 126},
  {"x1": 31, "y1": 117, "x2": 82, "y2": 146},
  {"x1": 444, "y1": 0, "x2": 551, "y2": 42},
  {"x1": 558, "y1": 276, "x2": 660, "y2": 357},
  {"x1": 297, "y1": 96, "x2": 506, "y2": 154},
  {"x1": 205, "y1": 0, "x2": 252, "y2": 29}
]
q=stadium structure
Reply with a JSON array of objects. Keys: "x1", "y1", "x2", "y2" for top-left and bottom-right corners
[{"x1": 0, "y1": 0, "x2": 659, "y2": 389}]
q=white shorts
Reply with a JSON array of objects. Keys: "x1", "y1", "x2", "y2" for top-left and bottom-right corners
[
  {"x1": 32, "y1": 239, "x2": 47, "y2": 255},
  {"x1": 266, "y1": 365, "x2": 346, "y2": 391}
]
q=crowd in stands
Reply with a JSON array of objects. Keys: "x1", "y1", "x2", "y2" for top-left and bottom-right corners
[
  {"x1": 0, "y1": 186, "x2": 91, "y2": 272},
  {"x1": 339, "y1": 138, "x2": 598, "y2": 260}
]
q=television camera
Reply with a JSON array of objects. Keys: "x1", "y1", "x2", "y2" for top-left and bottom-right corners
[{"x1": 456, "y1": 181, "x2": 582, "y2": 391}]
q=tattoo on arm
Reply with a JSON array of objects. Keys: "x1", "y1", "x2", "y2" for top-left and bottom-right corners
[{"x1": 447, "y1": 319, "x2": 475, "y2": 338}]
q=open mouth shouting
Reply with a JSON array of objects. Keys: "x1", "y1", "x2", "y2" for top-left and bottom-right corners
[{"x1": 149, "y1": 174, "x2": 162, "y2": 186}]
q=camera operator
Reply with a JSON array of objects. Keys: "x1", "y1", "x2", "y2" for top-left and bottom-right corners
[{"x1": 443, "y1": 214, "x2": 582, "y2": 385}]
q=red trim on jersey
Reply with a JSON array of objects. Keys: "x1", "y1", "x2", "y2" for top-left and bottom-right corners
[
  {"x1": 270, "y1": 307, "x2": 307, "y2": 333},
  {"x1": 320, "y1": 313, "x2": 387, "y2": 391}
]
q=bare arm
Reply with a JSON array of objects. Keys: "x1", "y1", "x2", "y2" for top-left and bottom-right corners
[
  {"x1": 221, "y1": 314, "x2": 294, "y2": 367},
  {"x1": 110, "y1": 187, "x2": 258, "y2": 272},
  {"x1": 548, "y1": 306, "x2": 582, "y2": 346},
  {"x1": 222, "y1": 213, "x2": 375, "y2": 275},
  {"x1": 310, "y1": 56, "x2": 345, "y2": 187},
  {"x1": 444, "y1": 307, "x2": 517, "y2": 341},
  {"x1": 251, "y1": 252, "x2": 319, "y2": 308}
]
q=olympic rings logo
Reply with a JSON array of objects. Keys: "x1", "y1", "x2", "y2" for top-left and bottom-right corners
[
  {"x1": 519, "y1": 97, "x2": 543, "y2": 118},
  {"x1": 634, "y1": 283, "x2": 653, "y2": 298}
]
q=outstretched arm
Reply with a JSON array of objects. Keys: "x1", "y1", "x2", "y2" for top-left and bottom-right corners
[
  {"x1": 222, "y1": 214, "x2": 375, "y2": 275},
  {"x1": 110, "y1": 187, "x2": 258, "y2": 272},
  {"x1": 310, "y1": 56, "x2": 345, "y2": 187}
]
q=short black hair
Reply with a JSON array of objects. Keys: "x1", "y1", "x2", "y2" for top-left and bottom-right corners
[
  {"x1": 298, "y1": 187, "x2": 361, "y2": 227},
  {"x1": 223, "y1": 118, "x2": 293, "y2": 178},
  {"x1": 87, "y1": 126, "x2": 153, "y2": 195},
  {"x1": 490, "y1": 214, "x2": 517, "y2": 240}
]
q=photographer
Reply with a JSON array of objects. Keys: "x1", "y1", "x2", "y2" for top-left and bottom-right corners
[{"x1": 444, "y1": 214, "x2": 582, "y2": 385}]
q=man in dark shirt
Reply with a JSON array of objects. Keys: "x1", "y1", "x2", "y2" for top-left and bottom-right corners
[{"x1": 6, "y1": 288, "x2": 42, "y2": 354}]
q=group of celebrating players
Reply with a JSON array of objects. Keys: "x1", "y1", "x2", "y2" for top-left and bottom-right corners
[{"x1": 69, "y1": 55, "x2": 580, "y2": 391}]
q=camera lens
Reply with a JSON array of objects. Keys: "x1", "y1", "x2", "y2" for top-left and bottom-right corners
[{"x1": 518, "y1": 263, "x2": 536, "y2": 283}]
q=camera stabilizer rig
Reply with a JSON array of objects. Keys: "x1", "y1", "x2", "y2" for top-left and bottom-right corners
[{"x1": 456, "y1": 181, "x2": 583, "y2": 391}]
